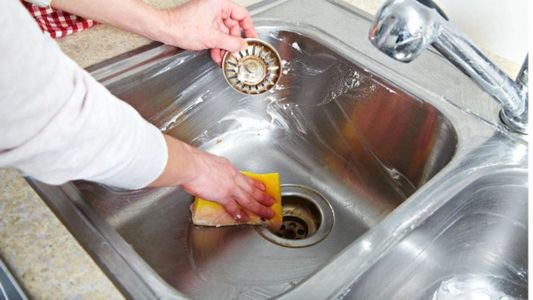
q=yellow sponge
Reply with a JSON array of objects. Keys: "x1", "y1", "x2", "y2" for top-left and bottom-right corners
[{"x1": 190, "y1": 172, "x2": 282, "y2": 230}]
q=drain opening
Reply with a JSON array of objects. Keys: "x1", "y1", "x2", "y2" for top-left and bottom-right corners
[
  {"x1": 257, "y1": 184, "x2": 334, "y2": 248},
  {"x1": 273, "y1": 195, "x2": 321, "y2": 240},
  {"x1": 277, "y1": 216, "x2": 308, "y2": 239}
]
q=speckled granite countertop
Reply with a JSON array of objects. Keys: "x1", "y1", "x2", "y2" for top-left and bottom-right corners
[{"x1": 0, "y1": 0, "x2": 519, "y2": 298}]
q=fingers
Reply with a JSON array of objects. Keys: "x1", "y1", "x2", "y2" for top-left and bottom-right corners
[
  {"x1": 211, "y1": 19, "x2": 239, "y2": 65},
  {"x1": 211, "y1": 31, "x2": 246, "y2": 52},
  {"x1": 251, "y1": 178, "x2": 266, "y2": 191},
  {"x1": 210, "y1": 48, "x2": 228, "y2": 66},
  {"x1": 222, "y1": 198, "x2": 249, "y2": 222},
  {"x1": 216, "y1": 18, "x2": 230, "y2": 35},
  {"x1": 233, "y1": 187, "x2": 275, "y2": 219},
  {"x1": 251, "y1": 188, "x2": 277, "y2": 206},
  {"x1": 210, "y1": 48, "x2": 223, "y2": 65},
  {"x1": 223, "y1": 18, "x2": 239, "y2": 31},
  {"x1": 229, "y1": 23, "x2": 242, "y2": 37},
  {"x1": 235, "y1": 176, "x2": 275, "y2": 206},
  {"x1": 236, "y1": 173, "x2": 265, "y2": 191},
  {"x1": 226, "y1": 2, "x2": 258, "y2": 38},
  {"x1": 209, "y1": 2, "x2": 256, "y2": 59},
  {"x1": 239, "y1": 18, "x2": 257, "y2": 38}
]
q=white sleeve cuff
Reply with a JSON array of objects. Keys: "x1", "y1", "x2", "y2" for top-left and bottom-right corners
[{"x1": 24, "y1": 0, "x2": 52, "y2": 7}]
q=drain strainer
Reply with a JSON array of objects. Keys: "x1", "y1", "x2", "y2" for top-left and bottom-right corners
[
  {"x1": 222, "y1": 38, "x2": 281, "y2": 95},
  {"x1": 257, "y1": 185, "x2": 334, "y2": 248}
]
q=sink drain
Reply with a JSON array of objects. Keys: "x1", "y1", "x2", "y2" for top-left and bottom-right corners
[
  {"x1": 274, "y1": 195, "x2": 320, "y2": 239},
  {"x1": 277, "y1": 216, "x2": 310, "y2": 239},
  {"x1": 257, "y1": 185, "x2": 334, "y2": 248}
]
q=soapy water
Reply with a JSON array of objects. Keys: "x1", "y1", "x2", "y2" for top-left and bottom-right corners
[
  {"x1": 265, "y1": 96, "x2": 308, "y2": 136},
  {"x1": 88, "y1": 28, "x2": 529, "y2": 300},
  {"x1": 268, "y1": 32, "x2": 383, "y2": 107},
  {"x1": 159, "y1": 94, "x2": 205, "y2": 133},
  {"x1": 116, "y1": 31, "x2": 448, "y2": 220},
  {"x1": 276, "y1": 32, "x2": 418, "y2": 199},
  {"x1": 432, "y1": 275, "x2": 515, "y2": 300},
  {"x1": 152, "y1": 51, "x2": 204, "y2": 78},
  {"x1": 148, "y1": 30, "x2": 420, "y2": 203},
  {"x1": 96, "y1": 30, "x2": 427, "y2": 209}
]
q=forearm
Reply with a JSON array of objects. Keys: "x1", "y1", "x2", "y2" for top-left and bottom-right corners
[
  {"x1": 0, "y1": 0, "x2": 167, "y2": 189},
  {"x1": 51, "y1": 0, "x2": 169, "y2": 41},
  {"x1": 149, "y1": 135, "x2": 199, "y2": 187}
]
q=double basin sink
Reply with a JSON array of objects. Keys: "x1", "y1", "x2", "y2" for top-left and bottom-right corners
[{"x1": 28, "y1": 0, "x2": 527, "y2": 299}]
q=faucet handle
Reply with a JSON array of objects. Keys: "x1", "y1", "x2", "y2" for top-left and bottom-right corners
[
  {"x1": 369, "y1": 0, "x2": 444, "y2": 63},
  {"x1": 371, "y1": 0, "x2": 528, "y2": 134},
  {"x1": 516, "y1": 55, "x2": 528, "y2": 98},
  {"x1": 416, "y1": 0, "x2": 448, "y2": 20}
]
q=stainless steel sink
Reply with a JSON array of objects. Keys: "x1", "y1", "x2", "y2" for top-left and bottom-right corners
[
  {"x1": 344, "y1": 168, "x2": 528, "y2": 299},
  {"x1": 72, "y1": 28, "x2": 457, "y2": 299},
  {"x1": 27, "y1": 0, "x2": 527, "y2": 299}
]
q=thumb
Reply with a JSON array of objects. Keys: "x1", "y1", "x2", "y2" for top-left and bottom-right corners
[{"x1": 210, "y1": 31, "x2": 246, "y2": 52}]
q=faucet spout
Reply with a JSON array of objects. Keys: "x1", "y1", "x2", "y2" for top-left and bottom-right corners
[{"x1": 369, "y1": 0, "x2": 528, "y2": 134}]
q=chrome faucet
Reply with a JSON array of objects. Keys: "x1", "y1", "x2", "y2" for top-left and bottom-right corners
[{"x1": 369, "y1": 0, "x2": 529, "y2": 134}]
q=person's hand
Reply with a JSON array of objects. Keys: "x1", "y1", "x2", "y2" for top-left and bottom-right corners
[
  {"x1": 182, "y1": 147, "x2": 275, "y2": 222},
  {"x1": 157, "y1": 0, "x2": 258, "y2": 65},
  {"x1": 150, "y1": 135, "x2": 275, "y2": 222},
  {"x1": 52, "y1": 0, "x2": 256, "y2": 64}
]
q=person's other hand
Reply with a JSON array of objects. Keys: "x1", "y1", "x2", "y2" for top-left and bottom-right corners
[
  {"x1": 182, "y1": 147, "x2": 275, "y2": 222},
  {"x1": 150, "y1": 135, "x2": 275, "y2": 222},
  {"x1": 158, "y1": 0, "x2": 258, "y2": 65}
]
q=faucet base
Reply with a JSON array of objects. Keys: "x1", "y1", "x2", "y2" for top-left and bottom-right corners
[{"x1": 500, "y1": 109, "x2": 528, "y2": 135}]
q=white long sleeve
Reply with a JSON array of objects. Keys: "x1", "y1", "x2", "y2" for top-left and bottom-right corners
[
  {"x1": 0, "y1": 0, "x2": 168, "y2": 189},
  {"x1": 23, "y1": 0, "x2": 52, "y2": 7}
]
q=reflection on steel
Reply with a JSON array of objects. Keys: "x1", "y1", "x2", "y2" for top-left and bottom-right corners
[
  {"x1": 344, "y1": 169, "x2": 527, "y2": 299},
  {"x1": 369, "y1": 0, "x2": 529, "y2": 134},
  {"x1": 27, "y1": 0, "x2": 527, "y2": 299}
]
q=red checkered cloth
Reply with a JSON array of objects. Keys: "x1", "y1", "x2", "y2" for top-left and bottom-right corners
[{"x1": 22, "y1": 2, "x2": 96, "y2": 38}]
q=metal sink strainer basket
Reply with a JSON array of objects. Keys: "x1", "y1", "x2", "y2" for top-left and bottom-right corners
[{"x1": 222, "y1": 38, "x2": 282, "y2": 95}]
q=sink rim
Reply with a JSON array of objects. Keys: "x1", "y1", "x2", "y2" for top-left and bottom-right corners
[
  {"x1": 26, "y1": 0, "x2": 528, "y2": 299},
  {"x1": 282, "y1": 163, "x2": 528, "y2": 299},
  {"x1": 81, "y1": 22, "x2": 461, "y2": 299},
  {"x1": 342, "y1": 166, "x2": 528, "y2": 300}
]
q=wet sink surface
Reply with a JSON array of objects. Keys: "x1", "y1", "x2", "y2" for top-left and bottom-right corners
[
  {"x1": 345, "y1": 169, "x2": 528, "y2": 300},
  {"x1": 346, "y1": 169, "x2": 528, "y2": 299},
  {"x1": 76, "y1": 29, "x2": 456, "y2": 298},
  {"x1": 28, "y1": 1, "x2": 527, "y2": 298}
]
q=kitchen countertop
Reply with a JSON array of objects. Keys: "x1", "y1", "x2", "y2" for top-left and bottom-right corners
[{"x1": 0, "y1": 0, "x2": 520, "y2": 298}]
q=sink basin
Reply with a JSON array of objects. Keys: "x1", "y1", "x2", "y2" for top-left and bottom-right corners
[
  {"x1": 344, "y1": 168, "x2": 528, "y2": 299},
  {"x1": 74, "y1": 28, "x2": 456, "y2": 298},
  {"x1": 26, "y1": 1, "x2": 526, "y2": 299}
]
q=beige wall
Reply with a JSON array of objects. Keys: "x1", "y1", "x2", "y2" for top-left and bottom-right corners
[{"x1": 436, "y1": 0, "x2": 528, "y2": 65}]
